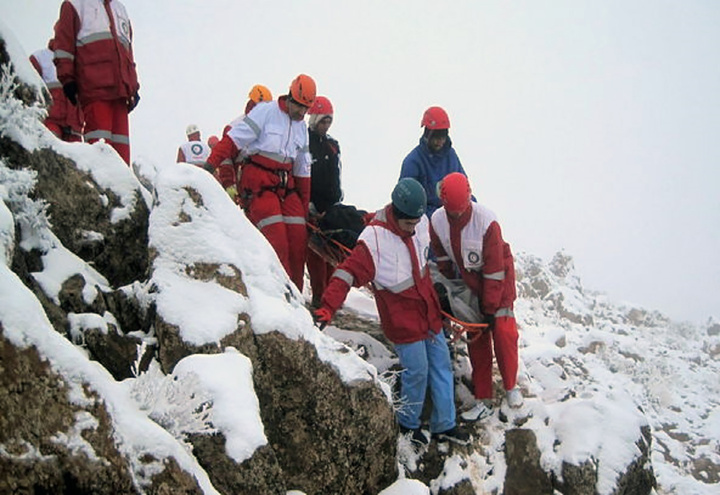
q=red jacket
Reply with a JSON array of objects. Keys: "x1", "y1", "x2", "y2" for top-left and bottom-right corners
[
  {"x1": 429, "y1": 203, "x2": 516, "y2": 316},
  {"x1": 53, "y1": 0, "x2": 139, "y2": 106},
  {"x1": 321, "y1": 205, "x2": 443, "y2": 344},
  {"x1": 30, "y1": 47, "x2": 84, "y2": 133}
]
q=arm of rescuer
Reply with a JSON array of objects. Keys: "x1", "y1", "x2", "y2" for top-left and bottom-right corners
[
  {"x1": 52, "y1": 2, "x2": 80, "y2": 89},
  {"x1": 206, "y1": 134, "x2": 240, "y2": 189},
  {"x1": 429, "y1": 220, "x2": 456, "y2": 280},
  {"x1": 313, "y1": 241, "x2": 376, "y2": 328},
  {"x1": 293, "y1": 138, "x2": 312, "y2": 215},
  {"x1": 176, "y1": 147, "x2": 186, "y2": 164},
  {"x1": 481, "y1": 221, "x2": 507, "y2": 316}
]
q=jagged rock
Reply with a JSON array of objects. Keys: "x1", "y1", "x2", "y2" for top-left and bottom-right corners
[
  {"x1": 613, "y1": 425, "x2": 656, "y2": 494},
  {"x1": 707, "y1": 321, "x2": 720, "y2": 337},
  {"x1": 504, "y1": 429, "x2": 554, "y2": 495},
  {"x1": 187, "y1": 433, "x2": 286, "y2": 495},
  {"x1": 550, "y1": 251, "x2": 575, "y2": 279},
  {"x1": 250, "y1": 331, "x2": 398, "y2": 495},
  {"x1": 557, "y1": 459, "x2": 597, "y2": 494},
  {"x1": 0, "y1": 327, "x2": 201, "y2": 494}
]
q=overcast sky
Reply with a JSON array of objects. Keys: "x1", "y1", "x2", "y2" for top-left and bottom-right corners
[{"x1": 3, "y1": 0, "x2": 719, "y2": 324}]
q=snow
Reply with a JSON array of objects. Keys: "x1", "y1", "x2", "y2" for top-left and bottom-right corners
[{"x1": 172, "y1": 349, "x2": 267, "y2": 463}]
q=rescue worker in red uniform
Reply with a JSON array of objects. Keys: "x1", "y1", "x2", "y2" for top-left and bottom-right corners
[
  {"x1": 207, "y1": 75, "x2": 315, "y2": 291},
  {"x1": 177, "y1": 124, "x2": 210, "y2": 168},
  {"x1": 313, "y1": 178, "x2": 470, "y2": 447},
  {"x1": 29, "y1": 41, "x2": 84, "y2": 142},
  {"x1": 53, "y1": 0, "x2": 140, "y2": 165},
  {"x1": 306, "y1": 96, "x2": 343, "y2": 308},
  {"x1": 429, "y1": 173, "x2": 523, "y2": 418},
  {"x1": 222, "y1": 84, "x2": 273, "y2": 137}
]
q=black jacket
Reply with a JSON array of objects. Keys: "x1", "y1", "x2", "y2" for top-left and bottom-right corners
[{"x1": 309, "y1": 130, "x2": 342, "y2": 213}]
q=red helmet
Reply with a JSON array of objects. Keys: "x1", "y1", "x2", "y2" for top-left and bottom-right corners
[
  {"x1": 208, "y1": 135, "x2": 219, "y2": 148},
  {"x1": 421, "y1": 106, "x2": 450, "y2": 130},
  {"x1": 439, "y1": 172, "x2": 472, "y2": 214},
  {"x1": 308, "y1": 96, "x2": 333, "y2": 115},
  {"x1": 289, "y1": 74, "x2": 316, "y2": 107}
]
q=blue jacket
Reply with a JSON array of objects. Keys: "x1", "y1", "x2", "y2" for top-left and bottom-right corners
[{"x1": 399, "y1": 136, "x2": 467, "y2": 218}]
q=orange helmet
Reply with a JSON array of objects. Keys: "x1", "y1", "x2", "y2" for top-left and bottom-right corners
[
  {"x1": 248, "y1": 84, "x2": 272, "y2": 104},
  {"x1": 289, "y1": 74, "x2": 316, "y2": 107},
  {"x1": 439, "y1": 172, "x2": 472, "y2": 214},
  {"x1": 421, "y1": 106, "x2": 450, "y2": 130}
]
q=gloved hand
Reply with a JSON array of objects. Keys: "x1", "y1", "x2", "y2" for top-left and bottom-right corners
[
  {"x1": 63, "y1": 81, "x2": 78, "y2": 105},
  {"x1": 225, "y1": 185, "x2": 238, "y2": 202},
  {"x1": 313, "y1": 307, "x2": 332, "y2": 330},
  {"x1": 128, "y1": 91, "x2": 140, "y2": 112},
  {"x1": 482, "y1": 313, "x2": 495, "y2": 332}
]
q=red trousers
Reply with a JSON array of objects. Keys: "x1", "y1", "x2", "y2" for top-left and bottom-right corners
[
  {"x1": 468, "y1": 315, "x2": 519, "y2": 398},
  {"x1": 83, "y1": 99, "x2": 130, "y2": 164},
  {"x1": 307, "y1": 247, "x2": 332, "y2": 304},
  {"x1": 244, "y1": 189, "x2": 307, "y2": 291}
]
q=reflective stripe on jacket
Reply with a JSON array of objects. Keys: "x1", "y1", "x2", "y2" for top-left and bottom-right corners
[
  {"x1": 53, "y1": 0, "x2": 139, "y2": 105},
  {"x1": 430, "y1": 203, "x2": 516, "y2": 316},
  {"x1": 322, "y1": 205, "x2": 443, "y2": 344}
]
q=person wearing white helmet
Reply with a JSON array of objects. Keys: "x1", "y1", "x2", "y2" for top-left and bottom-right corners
[{"x1": 177, "y1": 124, "x2": 210, "y2": 168}]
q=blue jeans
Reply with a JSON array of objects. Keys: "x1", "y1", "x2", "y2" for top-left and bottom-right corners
[{"x1": 395, "y1": 330, "x2": 456, "y2": 433}]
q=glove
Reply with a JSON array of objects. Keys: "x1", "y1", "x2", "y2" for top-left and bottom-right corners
[
  {"x1": 313, "y1": 307, "x2": 332, "y2": 330},
  {"x1": 482, "y1": 313, "x2": 495, "y2": 332},
  {"x1": 128, "y1": 92, "x2": 140, "y2": 112},
  {"x1": 63, "y1": 81, "x2": 78, "y2": 105},
  {"x1": 225, "y1": 185, "x2": 238, "y2": 202}
]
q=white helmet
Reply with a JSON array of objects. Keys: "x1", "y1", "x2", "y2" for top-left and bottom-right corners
[{"x1": 186, "y1": 124, "x2": 200, "y2": 136}]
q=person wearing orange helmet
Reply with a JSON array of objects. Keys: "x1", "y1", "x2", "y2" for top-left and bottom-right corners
[
  {"x1": 400, "y1": 106, "x2": 470, "y2": 218},
  {"x1": 429, "y1": 173, "x2": 522, "y2": 419},
  {"x1": 222, "y1": 84, "x2": 274, "y2": 137},
  {"x1": 207, "y1": 74, "x2": 317, "y2": 290},
  {"x1": 306, "y1": 96, "x2": 343, "y2": 307}
]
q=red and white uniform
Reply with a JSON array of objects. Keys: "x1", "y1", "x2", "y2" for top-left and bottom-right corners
[
  {"x1": 30, "y1": 47, "x2": 84, "y2": 141},
  {"x1": 207, "y1": 97, "x2": 312, "y2": 290},
  {"x1": 321, "y1": 205, "x2": 443, "y2": 344},
  {"x1": 430, "y1": 202, "x2": 519, "y2": 398},
  {"x1": 177, "y1": 140, "x2": 210, "y2": 166},
  {"x1": 53, "y1": 0, "x2": 139, "y2": 164}
]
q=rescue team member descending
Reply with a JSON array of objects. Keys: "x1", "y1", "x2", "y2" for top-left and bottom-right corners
[
  {"x1": 400, "y1": 106, "x2": 470, "y2": 218},
  {"x1": 222, "y1": 84, "x2": 274, "y2": 137},
  {"x1": 430, "y1": 172, "x2": 523, "y2": 419},
  {"x1": 306, "y1": 96, "x2": 343, "y2": 308},
  {"x1": 207, "y1": 74, "x2": 316, "y2": 291},
  {"x1": 53, "y1": 0, "x2": 140, "y2": 165},
  {"x1": 30, "y1": 40, "x2": 84, "y2": 142},
  {"x1": 177, "y1": 124, "x2": 210, "y2": 168},
  {"x1": 313, "y1": 178, "x2": 471, "y2": 447}
]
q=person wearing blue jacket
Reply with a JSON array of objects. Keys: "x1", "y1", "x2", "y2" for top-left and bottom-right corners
[{"x1": 399, "y1": 106, "x2": 469, "y2": 218}]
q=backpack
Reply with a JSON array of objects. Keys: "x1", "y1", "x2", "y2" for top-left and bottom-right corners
[{"x1": 318, "y1": 203, "x2": 368, "y2": 249}]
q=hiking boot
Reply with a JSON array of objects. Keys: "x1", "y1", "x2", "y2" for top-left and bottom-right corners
[
  {"x1": 460, "y1": 401, "x2": 493, "y2": 422},
  {"x1": 506, "y1": 387, "x2": 524, "y2": 408},
  {"x1": 399, "y1": 425, "x2": 429, "y2": 447},
  {"x1": 432, "y1": 426, "x2": 471, "y2": 446}
]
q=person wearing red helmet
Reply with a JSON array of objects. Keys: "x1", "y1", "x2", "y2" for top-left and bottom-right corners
[
  {"x1": 306, "y1": 96, "x2": 344, "y2": 307},
  {"x1": 429, "y1": 173, "x2": 523, "y2": 418},
  {"x1": 400, "y1": 106, "x2": 470, "y2": 218},
  {"x1": 207, "y1": 74, "x2": 316, "y2": 290}
]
